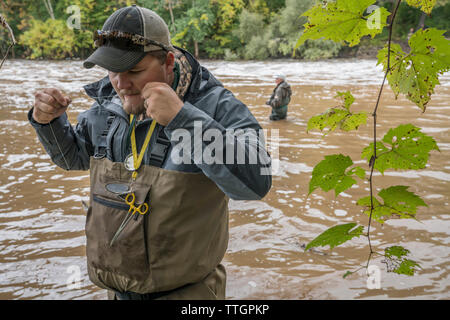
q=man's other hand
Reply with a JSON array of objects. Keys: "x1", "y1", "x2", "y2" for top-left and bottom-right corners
[
  {"x1": 141, "y1": 82, "x2": 183, "y2": 126},
  {"x1": 33, "y1": 88, "x2": 71, "y2": 124}
]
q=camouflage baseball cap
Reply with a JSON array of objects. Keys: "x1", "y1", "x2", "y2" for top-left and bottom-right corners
[{"x1": 83, "y1": 5, "x2": 175, "y2": 72}]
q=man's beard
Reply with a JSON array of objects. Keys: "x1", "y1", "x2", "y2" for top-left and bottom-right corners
[
  {"x1": 123, "y1": 100, "x2": 145, "y2": 115},
  {"x1": 120, "y1": 93, "x2": 146, "y2": 116}
]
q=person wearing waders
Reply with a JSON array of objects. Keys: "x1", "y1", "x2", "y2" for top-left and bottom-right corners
[
  {"x1": 266, "y1": 74, "x2": 292, "y2": 121},
  {"x1": 29, "y1": 5, "x2": 272, "y2": 300}
]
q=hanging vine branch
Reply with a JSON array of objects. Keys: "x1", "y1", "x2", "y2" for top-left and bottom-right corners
[
  {"x1": 296, "y1": 0, "x2": 449, "y2": 278},
  {"x1": 366, "y1": 0, "x2": 402, "y2": 268},
  {"x1": 0, "y1": 14, "x2": 16, "y2": 70}
]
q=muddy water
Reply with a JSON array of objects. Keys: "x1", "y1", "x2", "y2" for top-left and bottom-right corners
[{"x1": 0, "y1": 59, "x2": 448, "y2": 299}]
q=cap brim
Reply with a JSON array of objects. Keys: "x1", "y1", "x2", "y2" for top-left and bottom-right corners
[{"x1": 83, "y1": 46, "x2": 147, "y2": 73}]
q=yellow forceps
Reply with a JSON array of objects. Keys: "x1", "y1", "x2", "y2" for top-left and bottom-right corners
[
  {"x1": 110, "y1": 192, "x2": 149, "y2": 246},
  {"x1": 125, "y1": 193, "x2": 149, "y2": 216}
]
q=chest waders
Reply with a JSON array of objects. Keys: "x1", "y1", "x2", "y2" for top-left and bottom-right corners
[
  {"x1": 86, "y1": 125, "x2": 229, "y2": 299},
  {"x1": 270, "y1": 105, "x2": 288, "y2": 120}
]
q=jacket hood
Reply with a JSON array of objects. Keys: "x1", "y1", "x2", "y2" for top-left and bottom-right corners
[
  {"x1": 83, "y1": 75, "x2": 115, "y2": 103},
  {"x1": 83, "y1": 46, "x2": 223, "y2": 105},
  {"x1": 278, "y1": 81, "x2": 290, "y2": 89}
]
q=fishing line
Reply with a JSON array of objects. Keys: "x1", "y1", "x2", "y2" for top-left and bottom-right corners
[{"x1": 49, "y1": 121, "x2": 71, "y2": 170}]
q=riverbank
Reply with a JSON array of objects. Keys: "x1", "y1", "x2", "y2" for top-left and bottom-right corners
[{"x1": 2, "y1": 38, "x2": 409, "y2": 63}]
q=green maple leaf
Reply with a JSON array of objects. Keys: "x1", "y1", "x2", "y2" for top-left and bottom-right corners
[
  {"x1": 307, "y1": 109, "x2": 348, "y2": 133},
  {"x1": 357, "y1": 195, "x2": 391, "y2": 223},
  {"x1": 347, "y1": 166, "x2": 366, "y2": 180},
  {"x1": 296, "y1": 0, "x2": 390, "y2": 48},
  {"x1": 309, "y1": 154, "x2": 365, "y2": 196},
  {"x1": 357, "y1": 186, "x2": 427, "y2": 223},
  {"x1": 340, "y1": 112, "x2": 368, "y2": 131},
  {"x1": 384, "y1": 245, "x2": 421, "y2": 276},
  {"x1": 394, "y1": 259, "x2": 421, "y2": 276},
  {"x1": 305, "y1": 223, "x2": 364, "y2": 251},
  {"x1": 335, "y1": 91, "x2": 355, "y2": 110},
  {"x1": 356, "y1": 195, "x2": 381, "y2": 208},
  {"x1": 307, "y1": 91, "x2": 367, "y2": 134},
  {"x1": 362, "y1": 124, "x2": 439, "y2": 174},
  {"x1": 377, "y1": 28, "x2": 450, "y2": 111},
  {"x1": 379, "y1": 186, "x2": 427, "y2": 218},
  {"x1": 385, "y1": 245, "x2": 410, "y2": 259},
  {"x1": 406, "y1": 0, "x2": 436, "y2": 14}
]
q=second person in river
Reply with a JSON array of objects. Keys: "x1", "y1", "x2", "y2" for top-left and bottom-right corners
[{"x1": 266, "y1": 74, "x2": 292, "y2": 121}]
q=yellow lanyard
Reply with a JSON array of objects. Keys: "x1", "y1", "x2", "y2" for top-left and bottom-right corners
[{"x1": 130, "y1": 114, "x2": 157, "y2": 180}]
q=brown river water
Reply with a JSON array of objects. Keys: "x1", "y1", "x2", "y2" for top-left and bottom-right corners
[{"x1": 0, "y1": 59, "x2": 448, "y2": 299}]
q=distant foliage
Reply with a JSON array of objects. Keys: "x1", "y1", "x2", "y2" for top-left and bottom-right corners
[
  {"x1": 172, "y1": 0, "x2": 215, "y2": 51},
  {"x1": 297, "y1": 39, "x2": 343, "y2": 60},
  {"x1": 19, "y1": 19, "x2": 75, "y2": 59},
  {"x1": 2, "y1": 0, "x2": 449, "y2": 60},
  {"x1": 233, "y1": 9, "x2": 265, "y2": 44}
]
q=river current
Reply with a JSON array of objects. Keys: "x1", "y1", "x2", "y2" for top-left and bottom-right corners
[{"x1": 0, "y1": 58, "x2": 448, "y2": 299}]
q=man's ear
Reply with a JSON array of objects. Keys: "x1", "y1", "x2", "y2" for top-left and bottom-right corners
[{"x1": 165, "y1": 51, "x2": 175, "y2": 74}]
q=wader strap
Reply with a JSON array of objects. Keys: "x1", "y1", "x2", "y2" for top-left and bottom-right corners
[
  {"x1": 148, "y1": 124, "x2": 170, "y2": 168},
  {"x1": 94, "y1": 114, "x2": 115, "y2": 158}
]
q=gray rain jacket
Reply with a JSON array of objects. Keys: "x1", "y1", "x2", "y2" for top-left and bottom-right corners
[{"x1": 29, "y1": 48, "x2": 272, "y2": 200}]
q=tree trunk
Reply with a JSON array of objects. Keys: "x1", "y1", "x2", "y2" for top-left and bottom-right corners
[
  {"x1": 416, "y1": 11, "x2": 426, "y2": 30},
  {"x1": 43, "y1": 0, "x2": 55, "y2": 20},
  {"x1": 194, "y1": 40, "x2": 199, "y2": 59},
  {"x1": 167, "y1": 0, "x2": 176, "y2": 32}
]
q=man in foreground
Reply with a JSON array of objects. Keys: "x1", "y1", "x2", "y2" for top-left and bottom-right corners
[{"x1": 29, "y1": 5, "x2": 271, "y2": 300}]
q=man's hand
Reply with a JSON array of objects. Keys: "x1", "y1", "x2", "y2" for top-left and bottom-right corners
[
  {"x1": 141, "y1": 82, "x2": 183, "y2": 126},
  {"x1": 33, "y1": 88, "x2": 71, "y2": 124}
]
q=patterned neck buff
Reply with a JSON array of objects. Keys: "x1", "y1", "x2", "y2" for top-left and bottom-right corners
[{"x1": 173, "y1": 48, "x2": 192, "y2": 101}]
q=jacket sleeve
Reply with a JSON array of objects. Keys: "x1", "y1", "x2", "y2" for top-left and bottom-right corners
[
  {"x1": 270, "y1": 86, "x2": 285, "y2": 108},
  {"x1": 28, "y1": 108, "x2": 94, "y2": 171},
  {"x1": 164, "y1": 88, "x2": 272, "y2": 200}
]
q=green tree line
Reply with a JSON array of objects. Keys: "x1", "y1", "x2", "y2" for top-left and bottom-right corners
[{"x1": 1, "y1": 0, "x2": 449, "y2": 61}]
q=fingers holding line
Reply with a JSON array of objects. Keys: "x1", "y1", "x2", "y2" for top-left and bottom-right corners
[
  {"x1": 33, "y1": 106, "x2": 58, "y2": 123},
  {"x1": 141, "y1": 82, "x2": 169, "y2": 100},
  {"x1": 34, "y1": 89, "x2": 71, "y2": 109},
  {"x1": 33, "y1": 89, "x2": 72, "y2": 124},
  {"x1": 34, "y1": 100, "x2": 63, "y2": 115},
  {"x1": 42, "y1": 88, "x2": 71, "y2": 106}
]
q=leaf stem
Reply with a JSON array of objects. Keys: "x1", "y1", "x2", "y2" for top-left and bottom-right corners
[
  {"x1": 346, "y1": 251, "x2": 385, "y2": 277},
  {"x1": 367, "y1": 0, "x2": 402, "y2": 255}
]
